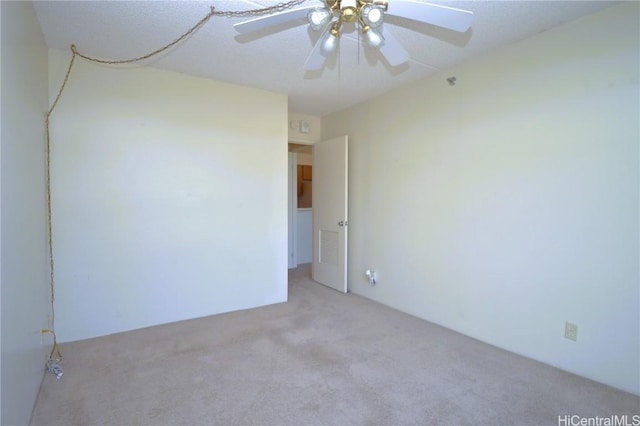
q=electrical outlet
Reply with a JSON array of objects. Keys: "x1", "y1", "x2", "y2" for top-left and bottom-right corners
[
  {"x1": 365, "y1": 269, "x2": 376, "y2": 286},
  {"x1": 565, "y1": 322, "x2": 578, "y2": 341}
]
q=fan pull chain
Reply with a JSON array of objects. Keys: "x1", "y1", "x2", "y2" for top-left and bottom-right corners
[
  {"x1": 338, "y1": 40, "x2": 342, "y2": 80},
  {"x1": 357, "y1": 27, "x2": 361, "y2": 66}
]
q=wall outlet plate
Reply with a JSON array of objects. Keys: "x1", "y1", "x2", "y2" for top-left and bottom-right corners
[{"x1": 565, "y1": 322, "x2": 578, "y2": 341}]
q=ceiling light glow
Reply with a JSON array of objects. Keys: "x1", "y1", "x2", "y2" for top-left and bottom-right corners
[{"x1": 361, "y1": 4, "x2": 384, "y2": 28}]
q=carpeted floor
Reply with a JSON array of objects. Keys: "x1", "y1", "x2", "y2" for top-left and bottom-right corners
[{"x1": 30, "y1": 264, "x2": 639, "y2": 425}]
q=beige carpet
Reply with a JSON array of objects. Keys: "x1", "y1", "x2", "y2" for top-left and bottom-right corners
[{"x1": 31, "y1": 264, "x2": 639, "y2": 425}]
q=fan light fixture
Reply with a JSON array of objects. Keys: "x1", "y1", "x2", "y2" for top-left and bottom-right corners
[
  {"x1": 308, "y1": 0, "x2": 388, "y2": 47},
  {"x1": 233, "y1": 0, "x2": 474, "y2": 71},
  {"x1": 360, "y1": 4, "x2": 384, "y2": 28},
  {"x1": 364, "y1": 27, "x2": 383, "y2": 47}
]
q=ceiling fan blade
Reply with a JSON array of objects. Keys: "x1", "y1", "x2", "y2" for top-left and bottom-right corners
[
  {"x1": 303, "y1": 24, "x2": 334, "y2": 71},
  {"x1": 234, "y1": 6, "x2": 317, "y2": 34},
  {"x1": 378, "y1": 27, "x2": 411, "y2": 66},
  {"x1": 386, "y1": 1, "x2": 474, "y2": 32}
]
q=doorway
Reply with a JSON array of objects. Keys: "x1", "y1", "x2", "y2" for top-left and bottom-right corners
[
  {"x1": 288, "y1": 136, "x2": 349, "y2": 293},
  {"x1": 288, "y1": 143, "x2": 313, "y2": 271}
]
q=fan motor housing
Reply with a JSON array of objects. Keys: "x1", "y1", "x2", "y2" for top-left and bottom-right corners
[{"x1": 341, "y1": 6, "x2": 358, "y2": 21}]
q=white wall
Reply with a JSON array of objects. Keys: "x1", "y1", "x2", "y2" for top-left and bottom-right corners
[
  {"x1": 322, "y1": 3, "x2": 639, "y2": 394},
  {"x1": 296, "y1": 209, "x2": 312, "y2": 264},
  {"x1": 0, "y1": 2, "x2": 51, "y2": 424},
  {"x1": 48, "y1": 49, "x2": 288, "y2": 342}
]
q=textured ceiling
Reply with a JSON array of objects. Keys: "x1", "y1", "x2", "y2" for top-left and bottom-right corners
[{"x1": 33, "y1": 0, "x2": 617, "y2": 116}]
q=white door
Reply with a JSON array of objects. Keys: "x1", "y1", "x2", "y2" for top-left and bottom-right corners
[{"x1": 312, "y1": 136, "x2": 348, "y2": 293}]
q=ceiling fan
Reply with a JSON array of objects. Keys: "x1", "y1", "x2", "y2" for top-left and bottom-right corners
[{"x1": 233, "y1": 0, "x2": 474, "y2": 70}]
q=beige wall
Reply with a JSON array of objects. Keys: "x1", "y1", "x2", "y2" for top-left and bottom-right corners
[
  {"x1": 0, "y1": 2, "x2": 51, "y2": 424},
  {"x1": 48, "y1": 48, "x2": 289, "y2": 342},
  {"x1": 322, "y1": 3, "x2": 639, "y2": 394}
]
